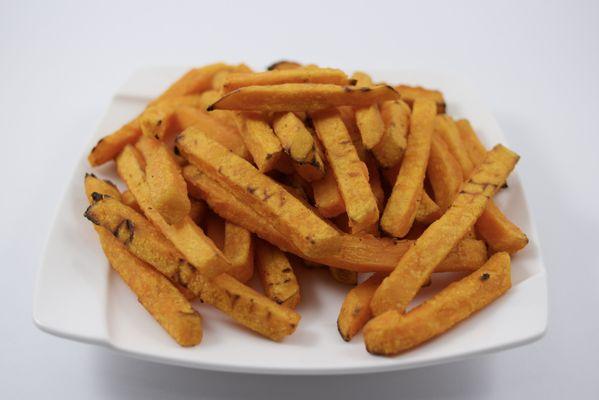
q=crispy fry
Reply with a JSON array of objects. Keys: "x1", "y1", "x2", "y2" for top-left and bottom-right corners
[
  {"x1": 457, "y1": 119, "x2": 528, "y2": 253},
  {"x1": 329, "y1": 267, "x2": 358, "y2": 285},
  {"x1": 88, "y1": 63, "x2": 232, "y2": 166},
  {"x1": 189, "y1": 273, "x2": 300, "y2": 341},
  {"x1": 212, "y1": 64, "x2": 253, "y2": 91},
  {"x1": 415, "y1": 190, "x2": 442, "y2": 224},
  {"x1": 88, "y1": 120, "x2": 141, "y2": 167},
  {"x1": 371, "y1": 144, "x2": 519, "y2": 315},
  {"x1": 208, "y1": 84, "x2": 400, "y2": 112},
  {"x1": 364, "y1": 252, "x2": 511, "y2": 355},
  {"x1": 435, "y1": 115, "x2": 474, "y2": 177},
  {"x1": 176, "y1": 129, "x2": 341, "y2": 258},
  {"x1": 116, "y1": 145, "x2": 230, "y2": 278},
  {"x1": 395, "y1": 85, "x2": 446, "y2": 114},
  {"x1": 366, "y1": 155, "x2": 385, "y2": 212},
  {"x1": 337, "y1": 273, "x2": 386, "y2": 341},
  {"x1": 381, "y1": 99, "x2": 436, "y2": 237},
  {"x1": 255, "y1": 239, "x2": 301, "y2": 308},
  {"x1": 427, "y1": 132, "x2": 463, "y2": 211},
  {"x1": 435, "y1": 239, "x2": 488, "y2": 272},
  {"x1": 272, "y1": 112, "x2": 325, "y2": 181},
  {"x1": 338, "y1": 105, "x2": 367, "y2": 161},
  {"x1": 84, "y1": 195, "x2": 192, "y2": 283},
  {"x1": 312, "y1": 109, "x2": 379, "y2": 233},
  {"x1": 175, "y1": 106, "x2": 249, "y2": 160},
  {"x1": 312, "y1": 162, "x2": 345, "y2": 218},
  {"x1": 139, "y1": 95, "x2": 204, "y2": 140},
  {"x1": 223, "y1": 68, "x2": 350, "y2": 93},
  {"x1": 353, "y1": 72, "x2": 385, "y2": 149},
  {"x1": 372, "y1": 100, "x2": 410, "y2": 168},
  {"x1": 136, "y1": 136, "x2": 191, "y2": 224},
  {"x1": 235, "y1": 112, "x2": 285, "y2": 173},
  {"x1": 96, "y1": 229, "x2": 203, "y2": 346},
  {"x1": 84, "y1": 173, "x2": 121, "y2": 202}
]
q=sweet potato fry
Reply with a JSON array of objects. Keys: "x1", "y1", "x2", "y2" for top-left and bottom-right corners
[
  {"x1": 211, "y1": 64, "x2": 252, "y2": 91},
  {"x1": 96, "y1": 229, "x2": 203, "y2": 346},
  {"x1": 312, "y1": 162, "x2": 345, "y2": 218},
  {"x1": 88, "y1": 120, "x2": 141, "y2": 167},
  {"x1": 121, "y1": 190, "x2": 142, "y2": 212},
  {"x1": 116, "y1": 145, "x2": 230, "y2": 278},
  {"x1": 136, "y1": 136, "x2": 191, "y2": 224},
  {"x1": 188, "y1": 198, "x2": 207, "y2": 225},
  {"x1": 370, "y1": 144, "x2": 519, "y2": 316},
  {"x1": 352, "y1": 72, "x2": 385, "y2": 149},
  {"x1": 366, "y1": 155, "x2": 385, "y2": 212},
  {"x1": 255, "y1": 239, "x2": 301, "y2": 308},
  {"x1": 272, "y1": 112, "x2": 325, "y2": 181},
  {"x1": 338, "y1": 106, "x2": 367, "y2": 161},
  {"x1": 208, "y1": 84, "x2": 400, "y2": 112},
  {"x1": 395, "y1": 85, "x2": 446, "y2": 114},
  {"x1": 337, "y1": 273, "x2": 386, "y2": 341},
  {"x1": 139, "y1": 95, "x2": 204, "y2": 140},
  {"x1": 312, "y1": 109, "x2": 379, "y2": 233},
  {"x1": 174, "y1": 106, "x2": 250, "y2": 160},
  {"x1": 223, "y1": 68, "x2": 350, "y2": 93},
  {"x1": 188, "y1": 272, "x2": 300, "y2": 341},
  {"x1": 427, "y1": 132, "x2": 463, "y2": 211},
  {"x1": 415, "y1": 190, "x2": 442, "y2": 225},
  {"x1": 435, "y1": 115, "x2": 474, "y2": 177},
  {"x1": 235, "y1": 112, "x2": 285, "y2": 173},
  {"x1": 88, "y1": 63, "x2": 232, "y2": 167},
  {"x1": 84, "y1": 173, "x2": 121, "y2": 202},
  {"x1": 372, "y1": 100, "x2": 410, "y2": 168},
  {"x1": 381, "y1": 99, "x2": 436, "y2": 237},
  {"x1": 224, "y1": 222, "x2": 255, "y2": 283},
  {"x1": 457, "y1": 119, "x2": 528, "y2": 253},
  {"x1": 176, "y1": 129, "x2": 341, "y2": 258},
  {"x1": 364, "y1": 252, "x2": 511, "y2": 355},
  {"x1": 435, "y1": 238, "x2": 488, "y2": 272}
]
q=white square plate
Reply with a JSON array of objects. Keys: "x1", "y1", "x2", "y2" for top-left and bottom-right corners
[{"x1": 34, "y1": 67, "x2": 547, "y2": 375}]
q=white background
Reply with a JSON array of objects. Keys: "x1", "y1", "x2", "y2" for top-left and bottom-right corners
[{"x1": 1, "y1": 0, "x2": 598, "y2": 398}]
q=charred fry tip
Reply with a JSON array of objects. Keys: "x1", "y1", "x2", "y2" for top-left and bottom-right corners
[
  {"x1": 348, "y1": 78, "x2": 358, "y2": 86},
  {"x1": 85, "y1": 172, "x2": 96, "y2": 178},
  {"x1": 103, "y1": 178, "x2": 118, "y2": 189},
  {"x1": 91, "y1": 192, "x2": 106, "y2": 202},
  {"x1": 83, "y1": 205, "x2": 100, "y2": 225},
  {"x1": 173, "y1": 146, "x2": 181, "y2": 156},
  {"x1": 337, "y1": 319, "x2": 350, "y2": 342},
  {"x1": 266, "y1": 60, "x2": 300, "y2": 70},
  {"x1": 206, "y1": 104, "x2": 215, "y2": 112}
]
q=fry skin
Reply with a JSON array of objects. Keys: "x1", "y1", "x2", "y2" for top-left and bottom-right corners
[
  {"x1": 223, "y1": 68, "x2": 350, "y2": 93},
  {"x1": 353, "y1": 72, "x2": 385, "y2": 149},
  {"x1": 435, "y1": 115, "x2": 474, "y2": 177},
  {"x1": 457, "y1": 119, "x2": 529, "y2": 253},
  {"x1": 272, "y1": 112, "x2": 325, "y2": 181},
  {"x1": 372, "y1": 100, "x2": 410, "y2": 168},
  {"x1": 337, "y1": 273, "x2": 386, "y2": 341},
  {"x1": 364, "y1": 252, "x2": 511, "y2": 355},
  {"x1": 208, "y1": 84, "x2": 400, "y2": 112},
  {"x1": 312, "y1": 108, "x2": 379, "y2": 233},
  {"x1": 371, "y1": 144, "x2": 520, "y2": 316},
  {"x1": 116, "y1": 145, "x2": 230, "y2": 278},
  {"x1": 235, "y1": 112, "x2": 285, "y2": 173},
  {"x1": 255, "y1": 239, "x2": 301, "y2": 308},
  {"x1": 136, "y1": 136, "x2": 191, "y2": 225},
  {"x1": 174, "y1": 106, "x2": 250, "y2": 160},
  {"x1": 427, "y1": 132, "x2": 463, "y2": 211},
  {"x1": 96, "y1": 229, "x2": 203, "y2": 346},
  {"x1": 381, "y1": 99, "x2": 436, "y2": 237},
  {"x1": 88, "y1": 63, "x2": 232, "y2": 166},
  {"x1": 176, "y1": 128, "x2": 341, "y2": 258},
  {"x1": 395, "y1": 85, "x2": 446, "y2": 114}
]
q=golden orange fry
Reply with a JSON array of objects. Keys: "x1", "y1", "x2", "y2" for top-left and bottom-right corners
[
  {"x1": 381, "y1": 99, "x2": 436, "y2": 237},
  {"x1": 255, "y1": 239, "x2": 301, "y2": 308},
  {"x1": 372, "y1": 100, "x2": 410, "y2": 168},
  {"x1": 427, "y1": 131, "x2": 463, "y2": 211},
  {"x1": 364, "y1": 252, "x2": 511, "y2": 355},
  {"x1": 208, "y1": 84, "x2": 400, "y2": 112},
  {"x1": 395, "y1": 84, "x2": 446, "y2": 114},
  {"x1": 312, "y1": 162, "x2": 346, "y2": 218},
  {"x1": 223, "y1": 68, "x2": 350, "y2": 93},
  {"x1": 235, "y1": 112, "x2": 285, "y2": 173},
  {"x1": 415, "y1": 190, "x2": 442, "y2": 225},
  {"x1": 312, "y1": 108, "x2": 379, "y2": 233},
  {"x1": 352, "y1": 72, "x2": 385, "y2": 149},
  {"x1": 371, "y1": 144, "x2": 519, "y2": 316},
  {"x1": 435, "y1": 115, "x2": 474, "y2": 177}
]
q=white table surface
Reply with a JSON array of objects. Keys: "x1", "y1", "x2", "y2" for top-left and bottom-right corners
[{"x1": 1, "y1": 0, "x2": 598, "y2": 398}]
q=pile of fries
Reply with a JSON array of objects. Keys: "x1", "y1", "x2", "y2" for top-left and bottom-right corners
[{"x1": 83, "y1": 61, "x2": 528, "y2": 356}]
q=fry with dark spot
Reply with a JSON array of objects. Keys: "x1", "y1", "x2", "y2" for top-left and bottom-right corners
[{"x1": 255, "y1": 239, "x2": 300, "y2": 308}]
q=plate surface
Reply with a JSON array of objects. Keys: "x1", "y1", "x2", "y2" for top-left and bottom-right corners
[{"x1": 33, "y1": 67, "x2": 547, "y2": 375}]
